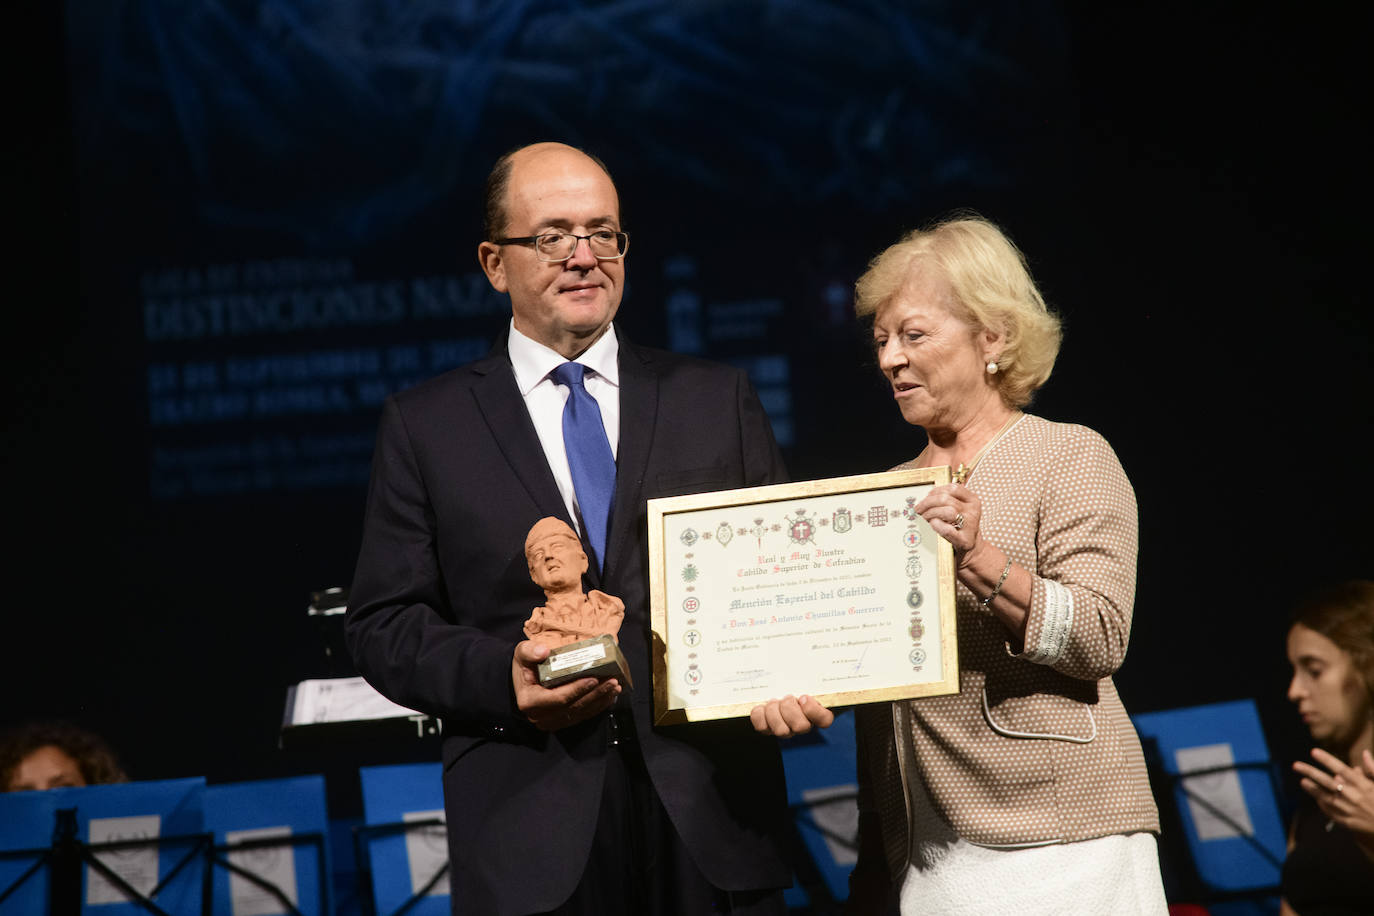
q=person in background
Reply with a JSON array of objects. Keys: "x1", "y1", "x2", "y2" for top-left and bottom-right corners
[
  {"x1": 0, "y1": 720, "x2": 127, "y2": 792},
  {"x1": 1281, "y1": 579, "x2": 1374, "y2": 915},
  {"x1": 843, "y1": 214, "x2": 1166, "y2": 915}
]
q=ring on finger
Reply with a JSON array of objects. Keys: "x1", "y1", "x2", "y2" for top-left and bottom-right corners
[
  {"x1": 953, "y1": 513, "x2": 965, "y2": 530},
  {"x1": 1335, "y1": 781, "x2": 1344, "y2": 793}
]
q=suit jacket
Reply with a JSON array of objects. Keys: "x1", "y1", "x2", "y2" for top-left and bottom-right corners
[
  {"x1": 345, "y1": 327, "x2": 791, "y2": 915},
  {"x1": 849, "y1": 415, "x2": 1160, "y2": 905}
]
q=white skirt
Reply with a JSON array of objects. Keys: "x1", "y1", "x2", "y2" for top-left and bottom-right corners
[{"x1": 897, "y1": 766, "x2": 1168, "y2": 915}]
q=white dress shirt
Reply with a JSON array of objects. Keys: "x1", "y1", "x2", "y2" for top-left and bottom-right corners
[{"x1": 506, "y1": 320, "x2": 621, "y2": 539}]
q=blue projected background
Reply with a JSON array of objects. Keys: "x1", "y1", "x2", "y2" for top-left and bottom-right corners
[{"x1": 67, "y1": 1, "x2": 1071, "y2": 503}]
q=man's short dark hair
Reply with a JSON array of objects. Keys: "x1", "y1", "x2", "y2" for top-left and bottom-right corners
[{"x1": 483, "y1": 144, "x2": 617, "y2": 241}]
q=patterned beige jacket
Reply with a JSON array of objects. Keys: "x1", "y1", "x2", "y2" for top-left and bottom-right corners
[{"x1": 853, "y1": 414, "x2": 1160, "y2": 886}]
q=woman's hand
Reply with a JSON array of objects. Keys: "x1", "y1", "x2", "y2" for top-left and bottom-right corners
[
  {"x1": 1294, "y1": 747, "x2": 1374, "y2": 861},
  {"x1": 915, "y1": 483, "x2": 986, "y2": 567},
  {"x1": 916, "y1": 482, "x2": 1032, "y2": 644}
]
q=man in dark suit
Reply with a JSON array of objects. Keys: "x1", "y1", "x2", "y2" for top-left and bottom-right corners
[{"x1": 345, "y1": 142, "x2": 827, "y2": 916}]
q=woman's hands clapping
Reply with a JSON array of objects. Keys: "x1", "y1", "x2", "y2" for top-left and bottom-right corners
[{"x1": 1294, "y1": 747, "x2": 1374, "y2": 862}]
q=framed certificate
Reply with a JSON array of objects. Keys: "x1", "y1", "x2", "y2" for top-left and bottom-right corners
[{"x1": 647, "y1": 468, "x2": 959, "y2": 724}]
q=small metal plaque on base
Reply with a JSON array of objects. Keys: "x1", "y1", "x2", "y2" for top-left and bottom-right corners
[{"x1": 537, "y1": 634, "x2": 634, "y2": 690}]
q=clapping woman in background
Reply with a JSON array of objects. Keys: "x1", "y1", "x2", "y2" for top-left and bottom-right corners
[{"x1": 1281, "y1": 579, "x2": 1374, "y2": 915}]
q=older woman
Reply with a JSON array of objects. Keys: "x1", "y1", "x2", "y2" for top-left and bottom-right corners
[{"x1": 844, "y1": 215, "x2": 1166, "y2": 914}]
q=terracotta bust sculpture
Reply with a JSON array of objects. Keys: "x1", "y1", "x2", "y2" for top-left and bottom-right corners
[{"x1": 523, "y1": 517, "x2": 625, "y2": 648}]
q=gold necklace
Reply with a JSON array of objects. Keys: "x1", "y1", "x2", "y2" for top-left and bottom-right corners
[{"x1": 950, "y1": 411, "x2": 1022, "y2": 484}]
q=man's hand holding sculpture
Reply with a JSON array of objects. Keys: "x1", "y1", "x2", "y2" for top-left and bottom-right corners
[{"x1": 511, "y1": 517, "x2": 631, "y2": 732}]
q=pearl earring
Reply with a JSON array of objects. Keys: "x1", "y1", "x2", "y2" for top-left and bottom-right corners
[{"x1": 986, "y1": 361, "x2": 999, "y2": 375}]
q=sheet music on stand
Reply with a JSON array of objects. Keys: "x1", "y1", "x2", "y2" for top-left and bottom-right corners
[{"x1": 280, "y1": 677, "x2": 442, "y2": 749}]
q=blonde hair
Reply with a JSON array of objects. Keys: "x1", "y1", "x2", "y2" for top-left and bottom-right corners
[{"x1": 854, "y1": 213, "x2": 1062, "y2": 408}]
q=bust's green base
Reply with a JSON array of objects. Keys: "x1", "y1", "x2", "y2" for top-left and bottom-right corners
[{"x1": 537, "y1": 634, "x2": 633, "y2": 690}]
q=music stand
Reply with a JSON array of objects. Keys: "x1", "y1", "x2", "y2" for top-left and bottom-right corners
[{"x1": 354, "y1": 763, "x2": 449, "y2": 916}]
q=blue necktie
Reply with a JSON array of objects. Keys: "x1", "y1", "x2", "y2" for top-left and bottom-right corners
[{"x1": 551, "y1": 362, "x2": 616, "y2": 573}]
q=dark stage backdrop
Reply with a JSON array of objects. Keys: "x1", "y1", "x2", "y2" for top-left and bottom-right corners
[{"x1": 8, "y1": 2, "x2": 1369, "y2": 805}]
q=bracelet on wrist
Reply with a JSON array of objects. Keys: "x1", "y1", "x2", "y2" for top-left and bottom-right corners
[{"x1": 981, "y1": 557, "x2": 1012, "y2": 608}]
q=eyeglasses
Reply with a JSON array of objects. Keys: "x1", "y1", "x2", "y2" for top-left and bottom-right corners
[{"x1": 494, "y1": 230, "x2": 630, "y2": 262}]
